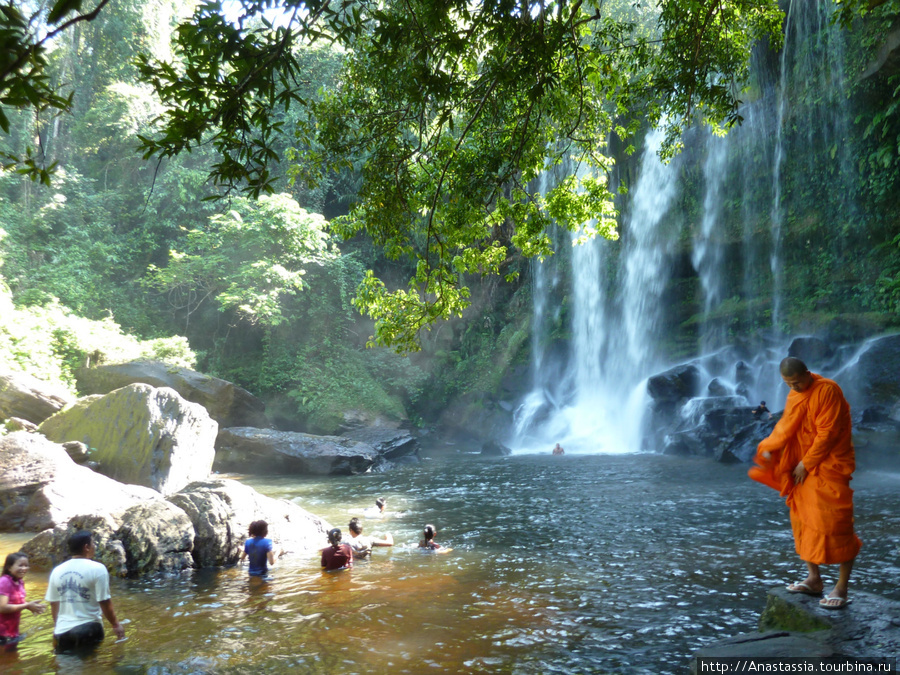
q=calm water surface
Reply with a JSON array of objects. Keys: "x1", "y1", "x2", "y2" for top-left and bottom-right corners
[{"x1": 2, "y1": 452, "x2": 898, "y2": 674}]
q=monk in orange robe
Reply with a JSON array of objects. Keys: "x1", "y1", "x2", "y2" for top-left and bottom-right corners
[{"x1": 749, "y1": 357, "x2": 861, "y2": 609}]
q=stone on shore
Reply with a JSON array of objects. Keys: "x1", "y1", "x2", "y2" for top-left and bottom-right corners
[
  {"x1": 38, "y1": 383, "x2": 218, "y2": 495},
  {"x1": 214, "y1": 427, "x2": 380, "y2": 475},
  {"x1": 0, "y1": 370, "x2": 72, "y2": 425},
  {"x1": 75, "y1": 360, "x2": 269, "y2": 428},
  {"x1": 0, "y1": 431, "x2": 161, "y2": 532},
  {"x1": 21, "y1": 501, "x2": 195, "y2": 577},
  {"x1": 690, "y1": 587, "x2": 900, "y2": 672}
]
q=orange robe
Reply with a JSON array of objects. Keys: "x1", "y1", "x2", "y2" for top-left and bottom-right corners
[{"x1": 748, "y1": 373, "x2": 861, "y2": 565}]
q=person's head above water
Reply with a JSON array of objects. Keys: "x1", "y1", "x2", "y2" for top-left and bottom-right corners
[
  {"x1": 328, "y1": 528, "x2": 342, "y2": 547},
  {"x1": 248, "y1": 520, "x2": 268, "y2": 538},
  {"x1": 348, "y1": 518, "x2": 363, "y2": 535},
  {"x1": 423, "y1": 524, "x2": 436, "y2": 542},
  {"x1": 375, "y1": 497, "x2": 386, "y2": 511}
]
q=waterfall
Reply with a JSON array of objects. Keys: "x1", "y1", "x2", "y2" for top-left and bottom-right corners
[
  {"x1": 513, "y1": 130, "x2": 679, "y2": 454},
  {"x1": 692, "y1": 134, "x2": 728, "y2": 352},
  {"x1": 515, "y1": 0, "x2": 856, "y2": 454}
]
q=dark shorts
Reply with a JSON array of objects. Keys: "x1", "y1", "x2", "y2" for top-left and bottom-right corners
[{"x1": 54, "y1": 621, "x2": 104, "y2": 653}]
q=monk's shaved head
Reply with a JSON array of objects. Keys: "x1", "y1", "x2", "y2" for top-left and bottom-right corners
[{"x1": 780, "y1": 357, "x2": 809, "y2": 377}]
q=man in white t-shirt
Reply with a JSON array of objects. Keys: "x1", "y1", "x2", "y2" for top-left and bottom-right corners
[{"x1": 45, "y1": 530, "x2": 125, "y2": 652}]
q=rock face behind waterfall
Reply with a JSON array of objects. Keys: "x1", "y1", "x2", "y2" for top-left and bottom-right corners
[
  {"x1": 38, "y1": 383, "x2": 218, "y2": 495},
  {"x1": 75, "y1": 360, "x2": 269, "y2": 429},
  {"x1": 845, "y1": 334, "x2": 900, "y2": 406},
  {"x1": 215, "y1": 427, "x2": 381, "y2": 475},
  {"x1": 0, "y1": 370, "x2": 72, "y2": 425}
]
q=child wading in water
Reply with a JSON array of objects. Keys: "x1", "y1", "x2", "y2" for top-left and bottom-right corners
[
  {"x1": 418, "y1": 525, "x2": 452, "y2": 553},
  {"x1": 0, "y1": 553, "x2": 45, "y2": 650},
  {"x1": 240, "y1": 520, "x2": 275, "y2": 578}
]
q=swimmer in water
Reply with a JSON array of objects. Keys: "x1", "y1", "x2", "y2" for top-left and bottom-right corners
[
  {"x1": 418, "y1": 524, "x2": 452, "y2": 553},
  {"x1": 363, "y1": 497, "x2": 387, "y2": 519},
  {"x1": 321, "y1": 528, "x2": 353, "y2": 571},
  {"x1": 347, "y1": 518, "x2": 393, "y2": 559}
]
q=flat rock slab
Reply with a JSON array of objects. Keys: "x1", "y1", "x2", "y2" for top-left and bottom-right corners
[{"x1": 691, "y1": 587, "x2": 900, "y2": 672}]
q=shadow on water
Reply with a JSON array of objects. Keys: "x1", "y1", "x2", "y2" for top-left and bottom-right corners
[{"x1": 1, "y1": 452, "x2": 898, "y2": 674}]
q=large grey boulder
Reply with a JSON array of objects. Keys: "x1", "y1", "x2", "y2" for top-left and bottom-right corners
[
  {"x1": 215, "y1": 427, "x2": 380, "y2": 475},
  {"x1": 38, "y1": 384, "x2": 218, "y2": 495},
  {"x1": 0, "y1": 431, "x2": 161, "y2": 532},
  {"x1": 167, "y1": 478, "x2": 330, "y2": 568},
  {"x1": 21, "y1": 501, "x2": 195, "y2": 577},
  {"x1": 647, "y1": 364, "x2": 701, "y2": 403},
  {"x1": 0, "y1": 370, "x2": 72, "y2": 425},
  {"x1": 75, "y1": 360, "x2": 268, "y2": 428}
]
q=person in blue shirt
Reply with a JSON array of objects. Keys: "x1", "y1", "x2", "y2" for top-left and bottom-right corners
[{"x1": 240, "y1": 520, "x2": 275, "y2": 577}]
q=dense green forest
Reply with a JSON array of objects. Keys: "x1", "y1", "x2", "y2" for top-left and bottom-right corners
[{"x1": 2, "y1": 0, "x2": 900, "y2": 439}]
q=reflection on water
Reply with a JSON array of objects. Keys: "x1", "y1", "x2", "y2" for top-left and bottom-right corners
[{"x1": 1, "y1": 453, "x2": 898, "y2": 674}]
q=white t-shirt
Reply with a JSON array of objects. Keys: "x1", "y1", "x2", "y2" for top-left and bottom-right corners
[
  {"x1": 347, "y1": 533, "x2": 372, "y2": 557},
  {"x1": 45, "y1": 558, "x2": 111, "y2": 635}
]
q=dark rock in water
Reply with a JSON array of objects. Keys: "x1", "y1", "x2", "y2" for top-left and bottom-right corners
[
  {"x1": 859, "y1": 405, "x2": 892, "y2": 425},
  {"x1": 75, "y1": 360, "x2": 269, "y2": 429},
  {"x1": 717, "y1": 415, "x2": 778, "y2": 463},
  {"x1": 0, "y1": 370, "x2": 72, "y2": 425},
  {"x1": 215, "y1": 427, "x2": 379, "y2": 475},
  {"x1": 647, "y1": 364, "x2": 700, "y2": 403},
  {"x1": 481, "y1": 440, "x2": 512, "y2": 456},
  {"x1": 707, "y1": 378, "x2": 729, "y2": 397},
  {"x1": 788, "y1": 336, "x2": 834, "y2": 369},
  {"x1": 341, "y1": 426, "x2": 420, "y2": 461},
  {"x1": 735, "y1": 382, "x2": 751, "y2": 400}
]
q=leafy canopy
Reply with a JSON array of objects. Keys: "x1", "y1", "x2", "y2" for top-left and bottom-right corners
[
  {"x1": 8, "y1": 0, "x2": 784, "y2": 350},
  {"x1": 144, "y1": 193, "x2": 336, "y2": 329}
]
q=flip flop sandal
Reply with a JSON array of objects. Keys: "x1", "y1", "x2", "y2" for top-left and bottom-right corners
[
  {"x1": 819, "y1": 596, "x2": 852, "y2": 610},
  {"x1": 786, "y1": 582, "x2": 822, "y2": 595}
]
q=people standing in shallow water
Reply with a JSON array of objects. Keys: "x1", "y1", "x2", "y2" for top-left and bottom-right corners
[
  {"x1": 749, "y1": 357, "x2": 861, "y2": 610},
  {"x1": 0, "y1": 553, "x2": 45, "y2": 650},
  {"x1": 45, "y1": 530, "x2": 126, "y2": 653},
  {"x1": 321, "y1": 528, "x2": 353, "y2": 571},
  {"x1": 552, "y1": 443, "x2": 565, "y2": 455},
  {"x1": 240, "y1": 520, "x2": 275, "y2": 578},
  {"x1": 347, "y1": 518, "x2": 393, "y2": 559}
]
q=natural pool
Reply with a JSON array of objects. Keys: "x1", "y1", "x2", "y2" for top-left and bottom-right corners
[{"x1": 2, "y1": 452, "x2": 898, "y2": 674}]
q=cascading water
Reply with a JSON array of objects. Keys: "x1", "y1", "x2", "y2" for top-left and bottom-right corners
[
  {"x1": 513, "y1": 130, "x2": 680, "y2": 453},
  {"x1": 515, "y1": 0, "x2": 857, "y2": 454}
]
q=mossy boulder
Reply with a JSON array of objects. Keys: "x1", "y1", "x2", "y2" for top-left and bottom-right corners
[{"x1": 38, "y1": 383, "x2": 218, "y2": 495}]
